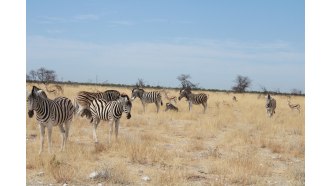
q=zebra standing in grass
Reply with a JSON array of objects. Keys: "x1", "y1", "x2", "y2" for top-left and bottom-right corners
[
  {"x1": 88, "y1": 94, "x2": 132, "y2": 143},
  {"x1": 27, "y1": 86, "x2": 75, "y2": 154},
  {"x1": 178, "y1": 88, "x2": 208, "y2": 113},
  {"x1": 131, "y1": 88, "x2": 163, "y2": 113},
  {"x1": 74, "y1": 90, "x2": 120, "y2": 118},
  {"x1": 265, "y1": 94, "x2": 277, "y2": 117}
]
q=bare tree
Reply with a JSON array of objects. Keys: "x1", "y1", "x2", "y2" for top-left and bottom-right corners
[
  {"x1": 177, "y1": 74, "x2": 198, "y2": 89},
  {"x1": 36, "y1": 67, "x2": 57, "y2": 83},
  {"x1": 136, "y1": 78, "x2": 146, "y2": 88},
  {"x1": 232, "y1": 75, "x2": 251, "y2": 93},
  {"x1": 291, "y1": 89, "x2": 302, "y2": 95}
]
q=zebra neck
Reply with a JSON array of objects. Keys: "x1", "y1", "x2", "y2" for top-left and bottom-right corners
[{"x1": 35, "y1": 99, "x2": 51, "y2": 121}]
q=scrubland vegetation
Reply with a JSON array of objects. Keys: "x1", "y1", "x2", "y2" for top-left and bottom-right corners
[{"x1": 26, "y1": 83, "x2": 304, "y2": 185}]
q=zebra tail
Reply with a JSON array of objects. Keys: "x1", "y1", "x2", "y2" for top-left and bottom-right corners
[{"x1": 161, "y1": 100, "x2": 163, "y2": 106}]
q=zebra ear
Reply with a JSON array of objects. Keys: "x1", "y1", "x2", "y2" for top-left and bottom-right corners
[{"x1": 267, "y1": 94, "x2": 271, "y2": 99}]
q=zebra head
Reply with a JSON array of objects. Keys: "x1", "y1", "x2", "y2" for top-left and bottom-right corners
[
  {"x1": 27, "y1": 86, "x2": 46, "y2": 118},
  {"x1": 131, "y1": 88, "x2": 144, "y2": 101},
  {"x1": 178, "y1": 88, "x2": 191, "y2": 101},
  {"x1": 120, "y1": 94, "x2": 132, "y2": 119}
]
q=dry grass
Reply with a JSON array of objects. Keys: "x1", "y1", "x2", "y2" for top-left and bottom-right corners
[{"x1": 26, "y1": 83, "x2": 305, "y2": 185}]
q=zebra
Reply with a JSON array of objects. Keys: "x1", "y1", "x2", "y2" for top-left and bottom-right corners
[
  {"x1": 232, "y1": 96, "x2": 237, "y2": 102},
  {"x1": 27, "y1": 86, "x2": 75, "y2": 154},
  {"x1": 165, "y1": 102, "x2": 178, "y2": 112},
  {"x1": 178, "y1": 88, "x2": 208, "y2": 113},
  {"x1": 131, "y1": 88, "x2": 163, "y2": 113},
  {"x1": 287, "y1": 99, "x2": 301, "y2": 113},
  {"x1": 74, "y1": 90, "x2": 120, "y2": 119},
  {"x1": 88, "y1": 94, "x2": 132, "y2": 143},
  {"x1": 265, "y1": 94, "x2": 276, "y2": 117}
]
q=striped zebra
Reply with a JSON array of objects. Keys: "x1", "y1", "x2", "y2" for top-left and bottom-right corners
[
  {"x1": 27, "y1": 86, "x2": 75, "y2": 154},
  {"x1": 265, "y1": 94, "x2": 276, "y2": 117},
  {"x1": 178, "y1": 88, "x2": 208, "y2": 113},
  {"x1": 131, "y1": 88, "x2": 163, "y2": 113},
  {"x1": 165, "y1": 102, "x2": 178, "y2": 112},
  {"x1": 74, "y1": 90, "x2": 120, "y2": 118},
  {"x1": 89, "y1": 94, "x2": 132, "y2": 143}
]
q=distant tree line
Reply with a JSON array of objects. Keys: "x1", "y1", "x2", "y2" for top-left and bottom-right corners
[{"x1": 26, "y1": 68, "x2": 304, "y2": 96}]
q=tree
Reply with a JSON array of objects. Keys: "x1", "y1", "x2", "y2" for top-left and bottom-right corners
[
  {"x1": 136, "y1": 78, "x2": 146, "y2": 88},
  {"x1": 232, "y1": 75, "x2": 251, "y2": 92},
  {"x1": 291, "y1": 89, "x2": 302, "y2": 95},
  {"x1": 36, "y1": 67, "x2": 57, "y2": 83},
  {"x1": 177, "y1": 74, "x2": 198, "y2": 89}
]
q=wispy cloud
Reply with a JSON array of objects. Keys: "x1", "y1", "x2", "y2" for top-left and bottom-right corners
[
  {"x1": 73, "y1": 14, "x2": 100, "y2": 21},
  {"x1": 27, "y1": 36, "x2": 304, "y2": 91}
]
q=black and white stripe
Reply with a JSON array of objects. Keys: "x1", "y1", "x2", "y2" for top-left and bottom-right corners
[
  {"x1": 265, "y1": 94, "x2": 276, "y2": 117},
  {"x1": 178, "y1": 89, "x2": 208, "y2": 113},
  {"x1": 89, "y1": 94, "x2": 132, "y2": 143},
  {"x1": 27, "y1": 86, "x2": 75, "y2": 154},
  {"x1": 131, "y1": 88, "x2": 163, "y2": 113},
  {"x1": 74, "y1": 90, "x2": 120, "y2": 118}
]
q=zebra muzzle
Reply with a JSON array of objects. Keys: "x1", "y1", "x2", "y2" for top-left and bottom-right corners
[
  {"x1": 127, "y1": 113, "x2": 131, "y2": 119},
  {"x1": 28, "y1": 110, "x2": 34, "y2": 118}
]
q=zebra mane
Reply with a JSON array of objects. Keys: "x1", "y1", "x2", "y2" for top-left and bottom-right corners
[
  {"x1": 31, "y1": 86, "x2": 48, "y2": 99},
  {"x1": 132, "y1": 88, "x2": 144, "y2": 93}
]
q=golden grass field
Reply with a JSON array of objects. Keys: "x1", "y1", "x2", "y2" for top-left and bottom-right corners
[{"x1": 26, "y1": 83, "x2": 304, "y2": 185}]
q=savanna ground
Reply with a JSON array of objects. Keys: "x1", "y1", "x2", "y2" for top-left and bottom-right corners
[{"x1": 26, "y1": 83, "x2": 304, "y2": 185}]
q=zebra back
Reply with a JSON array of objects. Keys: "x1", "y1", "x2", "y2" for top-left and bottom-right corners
[
  {"x1": 90, "y1": 94, "x2": 132, "y2": 121},
  {"x1": 178, "y1": 89, "x2": 208, "y2": 105},
  {"x1": 131, "y1": 88, "x2": 162, "y2": 104}
]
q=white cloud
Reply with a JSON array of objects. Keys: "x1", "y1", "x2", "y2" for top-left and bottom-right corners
[
  {"x1": 27, "y1": 35, "x2": 304, "y2": 92},
  {"x1": 73, "y1": 14, "x2": 99, "y2": 21}
]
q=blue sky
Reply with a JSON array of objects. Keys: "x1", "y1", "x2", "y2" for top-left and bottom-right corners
[{"x1": 26, "y1": 0, "x2": 305, "y2": 93}]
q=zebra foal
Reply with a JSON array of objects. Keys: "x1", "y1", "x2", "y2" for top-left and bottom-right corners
[
  {"x1": 89, "y1": 94, "x2": 132, "y2": 143},
  {"x1": 265, "y1": 94, "x2": 276, "y2": 117},
  {"x1": 131, "y1": 88, "x2": 163, "y2": 113},
  {"x1": 27, "y1": 86, "x2": 75, "y2": 154},
  {"x1": 178, "y1": 88, "x2": 208, "y2": 113}
]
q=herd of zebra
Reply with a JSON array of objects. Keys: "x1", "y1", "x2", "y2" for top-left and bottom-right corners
[{"x1": 27, "y1": 85, "x2": 301, "y2": 154}]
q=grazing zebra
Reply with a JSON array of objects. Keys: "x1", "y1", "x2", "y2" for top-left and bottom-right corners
[
  {"x1": 165, "y1": 103, "x2": 178, "y2": 112},
  {"x1": 27, "y1": 86, "x2": 75, "y2": 154},
  {"x1": 89, "y1": 94, "x2": 132, "y2": 143},
  {"x1": 265, "y1": 94, "x2": 276, "y2": 117},
  {"x1": 74, "y1": 90, "x2": 120, "y2": 118},
  {"x1": 287, "y1": 100, "x2": 301, "y2": 113},
  {"x1": 178, "y1": 88, "x2": 208, "y2": 113},
  {"x1": 131, "y1": 88, "x2": 163, "y2": 113}
]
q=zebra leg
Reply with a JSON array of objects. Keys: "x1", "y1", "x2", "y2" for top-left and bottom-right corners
[
  {"x1": 114, "y1": 120, "x2": 120, "y2": 140},
  {"x1": 59, "y1": 124, "x2": 66, "y2": 151},
  {"x1": 47, "y1": 125, "x2": 53, "y2": 154},
  {"x1": 92, "y1": 118, "x2": 100, "y2": 143},
  {"x1": 142, "y1": 102, "x2": 146, "y2": 113},
  {"x1": 109, "y1": 119, "x2": 115, "y2": 143},
  {"x1": 202, "y1": 102, "x2": 207, "y2": 113},
  {"x1": 189, "y1": 102, "x2": 192, "y2": 112},
  {"x1": 39, "y1": 124, "x2": 45, "y2": 155},
  {"x1": 156, "y1": 102, "x2": 160, "y2": 113}
]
